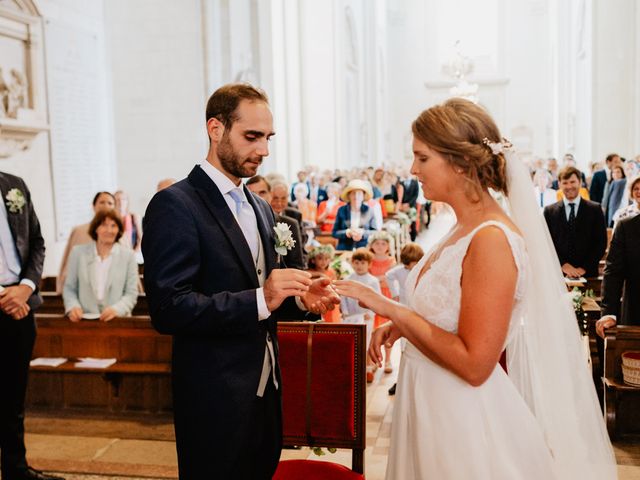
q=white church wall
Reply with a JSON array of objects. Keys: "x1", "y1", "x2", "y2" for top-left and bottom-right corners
[
  {"x1": 105, "y1": 0, "x2": 208, "y2": 223},
  {"x1": 593, "y1": 0, "x2": 637, "y2": 163},
  {"x1": 0, "y1": 0, "x2": 112, "y2": 276}
]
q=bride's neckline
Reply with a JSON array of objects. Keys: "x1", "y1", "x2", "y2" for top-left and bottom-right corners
[{"x1": 414, "y1": 220, "x2": 521, "y2": 288}]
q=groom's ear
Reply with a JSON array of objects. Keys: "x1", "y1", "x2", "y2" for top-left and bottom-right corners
[{"x1": 207, "y1": 117, "x2": 225, "y2": 144}]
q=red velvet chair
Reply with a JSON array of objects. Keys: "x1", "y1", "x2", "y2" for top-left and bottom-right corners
[{"x1": 274, "y1": 322, "x2": 367, "y2": 479}]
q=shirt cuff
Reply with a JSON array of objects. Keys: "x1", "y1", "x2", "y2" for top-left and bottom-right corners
[
  {"x1": 601, "y1": 314, "x2": 617, "y2": 322},
  {"x1": 295, "y1": 296, "x2": 307, "y2": 311},
  {"x1": 256, "y1": 287, "x2": 271, "y2": 321},
  {"x1": 20, "y1": 279, "x2": 36, "y2": 292}
]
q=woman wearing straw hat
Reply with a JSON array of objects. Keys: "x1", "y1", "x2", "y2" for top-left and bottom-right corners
[{"x1": 332, "y1": 179, "x2": 378, "y2": 250}]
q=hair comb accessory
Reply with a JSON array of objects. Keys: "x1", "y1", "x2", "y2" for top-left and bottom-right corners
[{"x1": 482, "y1": 137, "x2": 513, "y2": 155}]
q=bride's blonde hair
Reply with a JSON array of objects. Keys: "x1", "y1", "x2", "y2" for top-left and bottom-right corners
[{"x1": 412, "y1": 98, "x2": 508, "y2": 201}]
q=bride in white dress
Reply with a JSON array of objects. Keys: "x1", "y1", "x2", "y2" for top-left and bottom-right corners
[{"x1": 335, "y1": 99, "x2": 617, "y2": 479}]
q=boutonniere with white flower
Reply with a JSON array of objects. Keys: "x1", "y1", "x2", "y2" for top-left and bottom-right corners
[
  {"x1": 5, "y1": 188, "x2": 25, "y2": 214},
  {"x1": 273, "y1": 222, "x2": 296, "y2": 262}
]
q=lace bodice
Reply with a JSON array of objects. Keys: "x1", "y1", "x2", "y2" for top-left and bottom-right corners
[{"x1": 406, "y1": 221, "x2": 528, "y2": 335}]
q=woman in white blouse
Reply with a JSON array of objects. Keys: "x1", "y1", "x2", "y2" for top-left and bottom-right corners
[{"x1": 63, "y1": 210, "x2": 138, "y2": 322}]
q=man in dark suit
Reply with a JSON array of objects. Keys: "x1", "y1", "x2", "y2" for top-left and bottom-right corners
[
  {"x1": 142, "y1": 84, "x2": 338, "y2": 480},
  {"x1": 0, "y1": 173, "x2": 62, "y2": 480},
  {"x1": 246, "y1": 175, "x2": 305, "y2": 269},
  {"x1": 270, "y1": 181, "x2": 307, "y2": 247},
  {"x1": 590, "y1": 153, "x2": 620, "y2": 204},
  {"x1": 596, "y1": 214, "x2": 640, "y2": 336},
  {"x1": 544, "y1": 166, "x2": 607, "y2": 278}
]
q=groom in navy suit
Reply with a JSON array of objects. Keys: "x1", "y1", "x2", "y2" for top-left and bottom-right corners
[{"x1": 142, "y1": 84, "x2": 338, "y2": 480}]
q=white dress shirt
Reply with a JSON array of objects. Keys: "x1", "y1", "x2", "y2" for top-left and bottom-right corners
[
  {"x1": 93, "y1": 248, "x2": 113, "y2": 303},
  {"x1": 562, "y1": 195, "x2": 581, "y2": 221},
  {"x1": 200, "y1": 161, "x2": 269, "y2": 320},
  {"x1": 0, "y1": 195, "x2": 35, "y2": 291}
]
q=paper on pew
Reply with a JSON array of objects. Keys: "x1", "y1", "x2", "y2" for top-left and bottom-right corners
[
  {"x1": 565, "y1": 277, "x2": 587, "y2": 287},
  {"x1": 74, "y1": 357, "x2": 117, "y2": 369},
  {"x1": 30, "y1": 357, "x2": 67, "y2": 367}
]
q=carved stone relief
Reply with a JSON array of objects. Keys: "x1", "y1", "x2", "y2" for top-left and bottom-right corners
[{"x1": 0, "y1": 1, "x2": 48, "y2": 158}]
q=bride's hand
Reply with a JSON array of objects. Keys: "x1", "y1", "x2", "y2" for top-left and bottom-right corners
[
  {"x1": 369, "y1": 322, "x2": 402, "y2": 368},
  {"x1": 333, "y1": 280, "x2": 392, "y2": 317}
]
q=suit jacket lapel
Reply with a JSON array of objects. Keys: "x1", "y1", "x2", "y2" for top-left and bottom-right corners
[
  {"x1": 85, "y1": 247, "x2": 98, "y2": 296},
  {"x1": 0, "y1": 174, "x2": 24, "y2": 263},
  {"x1": 188, "y1": 166, "x2": 259, "y2": 287},
  {"x1": 245, "y1": 186, "x2": 277, "y2": 273}
]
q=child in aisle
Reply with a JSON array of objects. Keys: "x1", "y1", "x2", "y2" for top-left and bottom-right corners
[
  {"x1": 307, "y1": 244, "x2": 341, "y2": 323},
  {"x1": 341, "y1": 248, "x2": 381, "y2": 383},
  {"x1": 368, "y1": 231, "x2": 396, "y2": 373},
  {"x1": 384, "y1": 242, "x2": 425, "y2": 395}
]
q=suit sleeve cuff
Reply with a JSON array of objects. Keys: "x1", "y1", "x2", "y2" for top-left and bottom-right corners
[
  {"x1": 20, "y1": 279, "x2": 36, "y2": 292},
  {"x1": 256, "y1": 288, "x2": 271, "y2": 321},
  {"x1": 295, "y1": 296, "x2": 307, "y2": 311}
]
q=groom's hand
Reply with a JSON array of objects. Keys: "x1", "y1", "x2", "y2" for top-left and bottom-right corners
[{"x1": 264, "y1": 269, "x2": 312, "y2": 312}]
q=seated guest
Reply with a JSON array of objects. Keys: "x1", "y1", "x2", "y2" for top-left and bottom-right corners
[
  {"x1": 115, "y1": 189, "x2": 143, "y2": 251},
  {"x1": 544, "y1": 166, "x2": 607, "y2": 278},
  {"x1": 246, "y1": 175, "x2": 305, "y2": 269},
  {"x1": 270, "y1": 181, "x2": 307, "y2": 247},
  {"x1": 292, "y1": 182, "x2": 317, "y2": 226},
  {"x1": 57, "y1": 191, "x2": 118, "y2": 292},
  {"x1": 532, "y1": 168, "x2": 557, "y2": 209},
  {"x1": 332, "y1": 179, "x2": 377, "y2": 251},
  {"x1": 306, "y1": 245, "x2": 340, "y2": 323},
  {"x1": 317, "y1": 182, "x2": 345, "y2": 233},
  {"x1": 596, "y1": 213, "x2": 640, "y2": 337},
  {"x1": 63, "y1": 210, "x2": 139, "y2": 322},
  {"x1": 590, "y1": 153, "x2": 620, "y2": 204},
  {"x1": 613, "y1": 176, "x2": 640, "y2": 226},
  {"x1": 156, "y1": 178, "x2": 176, "y2": 191},
  {"x1": 308, "y1": 173, "x2": 328, "y2": 205}
]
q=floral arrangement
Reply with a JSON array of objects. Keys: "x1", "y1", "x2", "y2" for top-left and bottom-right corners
[
  {"x1": 5, "y1": 188, "x2": 25, "y2": 214},
  {"x1": 568, "y1": 287, "x2": 595, "y2": 335},
  {"x1": 273, "y1": 222, "x2": 296, "y2": 256},
  {"x1": 308, "y1": 244, "x2": 335, "y2": 259},
  {"x1": 330, "y1": 255, "x2": 354, "y2": 280}
]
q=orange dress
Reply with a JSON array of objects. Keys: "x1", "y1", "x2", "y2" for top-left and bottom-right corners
[
  {"x1": 317, "y1": 200, "x2": 345, "y2": 233},
  {"x1": 369, "y1": 256, "x2": 396, "y2": 328}
]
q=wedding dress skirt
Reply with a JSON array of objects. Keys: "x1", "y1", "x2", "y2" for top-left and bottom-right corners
[{"x1": 386, "y1": 221, "x2": 557, "y2": 479}]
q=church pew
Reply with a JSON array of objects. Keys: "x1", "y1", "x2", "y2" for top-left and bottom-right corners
[
  {"x1": 27, "y1": 314, "x2": 171, "y2": 413},
  {"x1": 38, "y1": 292, "x2": 149, "y2": 316},
  {"x1": 603, "y1": 326, "x2": 640, "y2": 439}
]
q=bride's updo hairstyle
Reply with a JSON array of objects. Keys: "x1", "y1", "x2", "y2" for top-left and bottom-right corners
[{"x1": 412, "y1": 98, "x2": 508, "y2": 201}]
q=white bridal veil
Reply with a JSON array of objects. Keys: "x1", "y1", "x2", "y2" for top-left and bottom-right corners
[{"x1": 503, "y1": 149, "x2": 617, "y2": 479}]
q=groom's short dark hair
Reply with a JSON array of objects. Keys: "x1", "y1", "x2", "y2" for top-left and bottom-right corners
[{"x1": 206, "y1": 83, "x2": 269, "y2": 129}]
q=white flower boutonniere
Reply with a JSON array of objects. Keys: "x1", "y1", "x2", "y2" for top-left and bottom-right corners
[
  {"x1": 5, "y1": 188, "x2": 25, "y2": 214},
  {"x1": 273, "y1": 222, "x2": 296, "y2": 260}
]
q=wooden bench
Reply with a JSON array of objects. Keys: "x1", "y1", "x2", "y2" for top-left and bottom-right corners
[
  {"x1": 603, "y1": 326, "x2": 640, "y2": 439},
  {"x1": 38, "y1": 292, "x2": 149, "y2": 316},
  {"x1": 27, "y1": 314, "x2": 171, "y2": 413}
]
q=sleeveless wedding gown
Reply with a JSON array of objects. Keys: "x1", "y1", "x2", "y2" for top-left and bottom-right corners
[{"x1": 386, "y1": 220, "x2": 558, "y2": 480}]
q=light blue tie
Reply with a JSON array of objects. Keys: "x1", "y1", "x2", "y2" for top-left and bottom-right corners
[{"x1": 228, "y1": 188, "x2": 259, "y2": 262}]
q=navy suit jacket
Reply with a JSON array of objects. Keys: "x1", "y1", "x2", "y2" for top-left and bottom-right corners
[
  {"x1": 0, "y1": 172, "x2": 45, "y2": 309},
  {"x1": 589, "y1": 169, "x2": 607, "y2": 204},
  {"x1": 543, "y1": 199, "x2": 607, "y2": 277},
  {"x1": 332, "y1": 203, "x2": 377, "y2": 250},
  {"x1": 142, "y1": 165, "x2": 303, "y2": 478},
  {"x1": 601, "y1": 214, "x2": 640, "y2": 325},
  {"x1": 606, "y1": 178, "x2": 627, "y2": 226}
]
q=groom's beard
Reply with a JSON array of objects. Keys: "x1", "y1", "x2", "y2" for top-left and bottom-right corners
[{"x1": 218, "y1": 134, "x2": 263, "y2": 179}]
